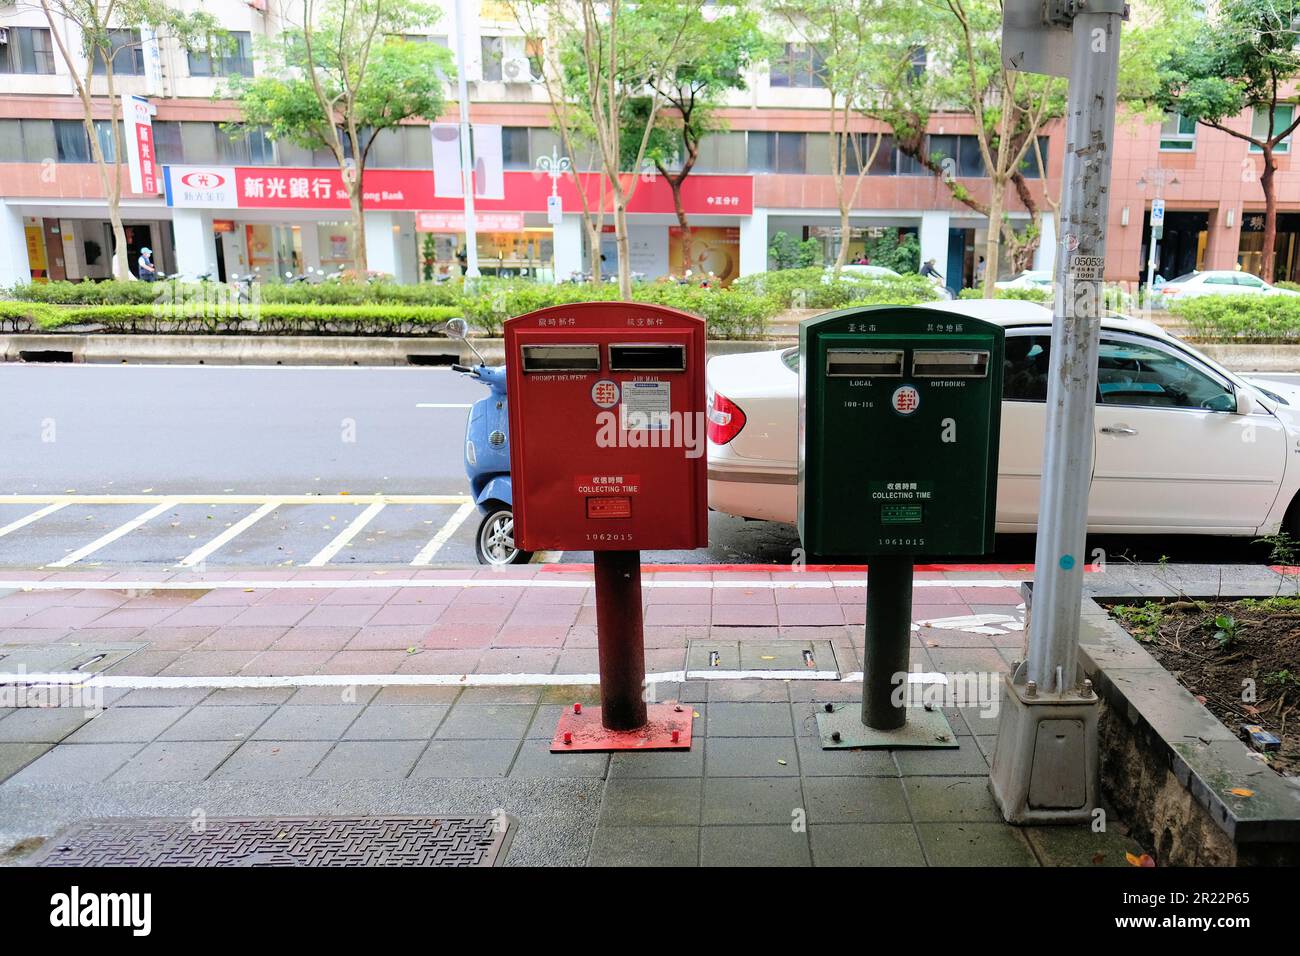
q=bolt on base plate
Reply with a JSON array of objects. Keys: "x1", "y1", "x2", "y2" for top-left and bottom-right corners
[
  {"x1": 550, "y1": 702, "x2": 694, "y2": 753},
  {"x1": 815, "y1": 702, "x2": 960, "y2": 749}
]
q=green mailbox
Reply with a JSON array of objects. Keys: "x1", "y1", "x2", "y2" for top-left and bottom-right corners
[{"x1": 799, "y1": 305, "x2": 1004, "y2": 557}]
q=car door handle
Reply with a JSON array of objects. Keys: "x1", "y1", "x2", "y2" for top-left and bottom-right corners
[{"x1": 1100, "y1": 425, "x2": 1138, "y2": 436}]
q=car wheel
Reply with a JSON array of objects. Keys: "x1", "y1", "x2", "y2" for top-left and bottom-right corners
[{"x1": 475, "y1": 507, "x2": 532, "y2": 565}]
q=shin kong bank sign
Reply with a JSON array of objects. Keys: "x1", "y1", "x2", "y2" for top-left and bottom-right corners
[{"x1": 163, "y1": 166, "x2": 752, "y2": 217}]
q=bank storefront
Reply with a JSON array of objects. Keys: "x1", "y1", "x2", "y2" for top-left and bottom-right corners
[{"x1": 161, "y1": 165, "x2": 754, "y2": 285}]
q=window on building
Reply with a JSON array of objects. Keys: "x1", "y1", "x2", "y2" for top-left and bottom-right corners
[
  {"x1": 868, "y1": 135, "x2": 897, "y2": 175},
  {"x1": 54, "y1": 119, "x2": 119, "y2": 163},
  {"x1": 927, "y1": 134, "x2": 957, "y2": 174},
  {"x1": 481, "y1": 36, "x2": 504, "y2": 81},
  {"x1": 958, "y1": 135, "x2": 986, "y2": 177},
  {"x1": 0, "y1": 26, "x2": 57, "y2": 75},
  {"x1": 1159, "y1": 111, "x2": 1197, "y2": 151},
  {"x1": 770, "y1": 43, "x2": 824, "y2": 88},
  {"x1": 776, "y1": 131, "x2": 807, "y2": 172},
  {"x1": 502, "y1": 126, "x2": 531, "y2": 170},
  {"x1": 908, "y1": 46, "x2": 927, "y2": 79},
  {"x1": 91, "y1": 29, "x2": 145, "y2": 76},
  {"x1": 1250, "y1": 104, "x2": 1296, "y2": 153},
  {"x1": 152, "y1": 121, "x2": 184, "y2": 165},
  {"x1": 187, "y1": 31, "x2": 255, "y2": 78},
  {"x1": 219, "y1": 126, "x2": 275, "y2": 164},
  {"x1": 1020, "y1": 136, "x2": 1050, "y2": 178}
]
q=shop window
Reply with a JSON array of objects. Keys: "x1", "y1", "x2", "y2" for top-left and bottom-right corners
[
  {"x1": 1250, "y1": 105, "x2": 1295, "y2": 153},
  {"x1": 1159, "y1": 112, "x2": 1196, "y2": 151},
  {"x1": 91, "y1": 29, "x2": 145, "y2": 76},
  {"x1": 0, "y1": 27, "x2": 57, "y2": 75},
  {"x1": 770, "y1": 43, "x2": 825, "y2": 89},
  {"x1": 502, "y1": 126, "x2": 531, "y2": 170},
  {"x1": 481, "y1": 36, "x2": 504, "y2": 81},
  {"x1": 188, "y1": 31, "x2": 255, "y2": 78}
]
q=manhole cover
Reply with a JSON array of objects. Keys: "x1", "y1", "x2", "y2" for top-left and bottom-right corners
[
  {"x1": 685, "y1": 640, "x2": 840, "y2": 678},
  {"x1": 27, "y1": 816, "x2": 512, "y2": 867}
]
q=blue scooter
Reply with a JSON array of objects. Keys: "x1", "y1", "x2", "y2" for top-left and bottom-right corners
[{"x1": 445, "y1": 319, "x2": 531, "y2": 565}]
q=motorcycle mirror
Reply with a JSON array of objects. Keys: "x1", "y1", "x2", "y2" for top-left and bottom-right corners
[{"x1": 445, "y1": 317, "x2": 469, "y2": 340}]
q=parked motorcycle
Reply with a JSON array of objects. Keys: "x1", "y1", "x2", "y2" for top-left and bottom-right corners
[{"x1": 445, "y1": 318, "x2": 531, "y2": 565}]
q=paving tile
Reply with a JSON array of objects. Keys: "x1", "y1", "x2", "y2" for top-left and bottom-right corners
[
  {"x1": 211, "y1": 741, "x2": 332, "y2": 780},
  {"x1": 435, "y1": 703, "x2": 535, "y2": 739},
  {"x1": 8, "y1": 743, "x2": 141, "y2": 784},
  {"x1": 802, "y1": 776, "x2": 912, "y2": 824},
  {"x1": 204, "y1": 687, "x2": 295, "y2": 706},
  {"x1": 0, "y1": 742, "x2": 50, "y2": 783},
  {"x1": 1023, "y1": 824, "x2": 1150, "y2": 867},
  {"x1": 894, "y1": 740, "x2": 991, "y2": 776},
  {"x1": 793, "y1": 737, "x2": 900, "y2": 777},
  {"x1": 343, "y1": 705, "x2": 447, "y2": 740},
  {"x1": 66, "y1": 706, "x2": 190, "y2": 743},
  {"x1": 705, "y1": 702, "x2": 794, "y2": 737},
  {"x1": 288, "y1": 685, "x2": 379, "y2": 706},
  {"x1": 0, "y1": 708, "x2": 91, "y2": 743},
  {"x1": 159, "y1": 705, "x2": 276, "y2": 741},
  {"x1": 588, "y1": 826, "x2": 699, "y2": 867},
  {"x1": 110, "y1": 741, "x2": 238, "y2": 782},
  {"x1": 600, "y1": 777, "x2": 702, "y2": 826},
  {"x1": 700, "y1": 825, "x2": 811, "y2": 867},
  {"x1": 371, "y1": 686, "x2": 462, "y2": 705},
  {"x1": 707, "y1": 680, "x2": 790, "y2": 703},
  {"x1": 410, "y1": 739, "x2": 518, "y2": 778},
  {"x1": 310, "y1": 740, "x2": 425, "y2": 779},
  {"x1": 705, "y1": 736, "x2": 798, "y2": 777},
  {"x1": 916, "y1": 823, "x2": 1039, "y2": 866},
  {"x1": 903, "y1": 776, "x2": 1004, "y2": 823},
  {"x1": 251, "y1": 705, "x2": 364, "y2": 740},
  {"x1": 114, "y1": 688, "x2": 211, "y2": 707},
  {"x1": 702, "y1": 776, "x2": 804, "y2": 825},
  {"x1": 511, "y1": 738, "x2": 609, "y2": 778},
  {"x1": 809, "y1": 823, "x2": 927, "y2": 866},
  {"x1": 608, "y1": 743, "x2": 705, "y2": 779}
]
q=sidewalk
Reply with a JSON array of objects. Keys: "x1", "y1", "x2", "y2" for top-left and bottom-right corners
[{"x1": 2, "y1": 562, "x2": 1286, "y2": 866}]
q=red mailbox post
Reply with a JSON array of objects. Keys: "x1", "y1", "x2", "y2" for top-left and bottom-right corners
[{"x1": 505, "y1": 302, "x2": 707, "y2": 751}]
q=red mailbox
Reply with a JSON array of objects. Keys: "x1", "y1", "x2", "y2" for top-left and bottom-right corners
[{"x1": 505, "y1": 302, "x2": 708, "y2": 553}]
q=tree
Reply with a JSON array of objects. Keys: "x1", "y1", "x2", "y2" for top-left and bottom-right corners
[
  {"x1": 773, "y1": 0, "x2": 926, "y2": 275},
  {"x1": 37, "y1": 0, "x2": 220, "y2": 280},
  {"x1": 628, "y1": 5, "x2": 771, "y2": 276},
  {"x1": 230, "y1": 0, "x2": 451, "y2": 275},
  {"x1": 1144, "y1": 0, "x2": 1300, "y2": 281},
  {"x1": 768, "y1": 230, "x2": 820, "y2": 269}
]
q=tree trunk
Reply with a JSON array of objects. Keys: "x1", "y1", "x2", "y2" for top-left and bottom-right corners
[
  {"x1": 587, "y1": 222, "x2": 602, "y2": 283},
  {"x1": 669, "y1": 175, "x2": 692, "y2": 276},
  {"x1": 1260, "y1": 146, "x2": 1277, "y2": 282},
  {"x1": 982, "y1": 180, "x2": 1005, "y2": 298},
  {"x1": 614, "y1": 200, "x2": 631, "y2": 299},
  {"x1": 349, "y1": 181, "x2": 368, "y2": 276},
  {"x1": 834, "y1": 201, "x2": 852, "y2": 273}
]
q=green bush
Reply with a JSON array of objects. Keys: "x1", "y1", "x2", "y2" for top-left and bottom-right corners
[
  {"x1": 8, "y1": 279, "x2": 168, "y2": 305},
  {"x1": 1171, "y1": 293, "x2": 1300, "y2": 342},
  {"x1": 734, "y1": 268, "x2": 940, "y2": 310},
  {"x1": 34, "y1": 303, "x2": 462, "y2": 335},
  {"x1": 958, "y1": 286, "x2": 1051, "y2": 303}
]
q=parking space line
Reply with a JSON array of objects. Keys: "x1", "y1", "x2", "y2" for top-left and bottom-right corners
[
  {"x1": 46, "y1": 499, "x2": 178, "y2": 568},
  {"x1": 410, "y1": 502, "x2": 476, "y2": 566},
  {"x1": 0, "y1": 502, "x2": 69, "y2": 540},
  {"x1": 178, "y1": 500, "x2": 281, "y2": 568},
  {"x1": 0, "y1": 494, "x2": 471, "y2": 506},
  {"x1": 305, "y1": 502, "x2": 387, "y2": 567}
]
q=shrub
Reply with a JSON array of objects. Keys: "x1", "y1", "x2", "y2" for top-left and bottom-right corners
[
  {"x1": 1171, "y1": 293, "x2": 1300, "y2": 342},
  {"x1": 958, "y1": 286, "x2": 1051, "y2": 303},
  {"x1": 35, "y1": 303, "x2": 462, "y2": 335},
  {"x1": 734, "y1": 268, "x2": 940, "y2": 310},
  {"x1": 7, "y1": 279, "x2": 167, "y2": 305}
]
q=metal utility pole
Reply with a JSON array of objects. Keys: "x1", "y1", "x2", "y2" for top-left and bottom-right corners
[
  {"x1": 451, "y1": 0, "x2": 480, "y2": 280},
  {"x1": 991, "y1": 0, "x2": 1124, "y2": 823}
]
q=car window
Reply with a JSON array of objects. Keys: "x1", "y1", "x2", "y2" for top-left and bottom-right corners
[
  {"x1": 1205, "y1": 275, "x2": 1236, "y2": 285},
  {"x1": 1096, "y1": 339, "x2": 1235, "y2": 410},
  {"x1": 1235, "y1": 274, "x2": 1265, "y2": 288},
  {"x1": 1003, "y1": 334, "x2": 1051, "y2": 402},
  {"x1": 1165, "y1": 272, "x2": 1196, "y2": 285}
]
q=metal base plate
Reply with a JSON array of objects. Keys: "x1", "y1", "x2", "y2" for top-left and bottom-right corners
[
  {"x1": 816, "y1": 703, "x2": 960, "y2": 750},
  {"x1": 551, "y1": 702, "x2": 693, "y2": 752},
  {"x1": 27, "y1": 816, "x2": 512, "y2": 867}
]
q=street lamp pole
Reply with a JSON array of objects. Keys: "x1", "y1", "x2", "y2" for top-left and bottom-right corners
[{"x1": 451, "y1": 0, "x2": 480, "y2": 280}]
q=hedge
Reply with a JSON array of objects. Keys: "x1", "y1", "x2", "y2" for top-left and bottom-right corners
[
  {"x1": 1171, "y1": 293, "x2": 1300, "y2": 342},
  {"x1": 732, "y1": 268, "x2": 941, "y2": 309}
]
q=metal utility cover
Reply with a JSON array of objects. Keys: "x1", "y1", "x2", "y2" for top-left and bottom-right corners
[
  {"x1": 28, "y1": 816, "x2": 512, "y2": 867},
  {"x1": 1028, "y1": 718, "x2": 1087, "y2": 809},
  {"x1": 685, "y1": 640, "x2": 839, "y2": 678},
  {"x1": 816, "y1": 703, "x2": 960, "y2": 750}
]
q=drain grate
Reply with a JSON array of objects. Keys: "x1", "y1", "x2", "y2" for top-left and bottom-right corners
[{"x1": 28, "y1": 815, "x2": 512, "y2": 867}]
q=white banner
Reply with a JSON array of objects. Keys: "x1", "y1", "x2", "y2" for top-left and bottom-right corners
[
  {"x1": 429, "y1": 123, "x2": 505, "y2": 200},
  {"x1": 165, "y1": 166, "x2": 237, "y2": 207},
  {"x1": 431, "y1": 123, "x2": 463, "y2": 198},
  {"x1": 121, "y1": 94, "x2": 160, "y2": 195}
]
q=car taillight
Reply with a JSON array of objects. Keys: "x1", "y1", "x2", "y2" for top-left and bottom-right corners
[{"x1": 707, "y1": 388, "x2": 747, "y2": 445}]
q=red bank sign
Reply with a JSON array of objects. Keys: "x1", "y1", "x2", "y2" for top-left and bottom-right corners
[{"x1": 164, "y1": 166, "x2": 752, "y2": 217}]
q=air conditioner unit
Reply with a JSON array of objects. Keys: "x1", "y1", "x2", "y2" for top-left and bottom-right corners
[{"x1": 502, "y1": 55, "x2": 533, "y2": 83}]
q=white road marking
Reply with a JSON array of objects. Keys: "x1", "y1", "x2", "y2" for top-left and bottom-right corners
[
  {"x1": 2, "y1": 576, "x2": 1025, "y2": 591},
  {"x1": 0, "y1": 502, "x2": 69, "y2": 540},
  {"x1": 410, "y1": 502, "x2": 476, "y2": 565},
  {"x1": 0, "y1": 494, "x2": 470, "y2": 505},
  {"x1": 415, "y1": 403, "x2": 472, "y2": 409},
  {"x1": 46, "y1": 500, "x2": 178, "y2": 568},
  {"x1": 0, "y1": 670, "x2": 952, "y2": 690},
  {"x1": 917, "y1": 613, "x2": 1025, "y2": 635},
  {"x1": 305, "y1": 501, "x2": 387, "y2": 567},
  {"x1": 177, "y1": 500, "x2": 281, "y2": 568}
]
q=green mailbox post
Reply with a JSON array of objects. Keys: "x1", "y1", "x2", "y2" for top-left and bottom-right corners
[{"x1": 799, "y1": 305, "x2": 1004, "y2": 748}]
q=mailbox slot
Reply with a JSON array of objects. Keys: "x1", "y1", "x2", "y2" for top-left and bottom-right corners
[
  {"x1": 608, "y1": 343, "x2": 687, "y2": 372},
  {"x1": 911, "y1": 349, "x2": 990, "y2": 378},
  {"x1": 825, "y1": 349, "x2": 905, "y2": 377},
  {"x1": 521, "y1": 344, "x2": 601, "y2": 373}
]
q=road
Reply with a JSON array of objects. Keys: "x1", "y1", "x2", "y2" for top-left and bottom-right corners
[{"x1": 0, "y1": 363, "x2": 1288, "y2": 569}]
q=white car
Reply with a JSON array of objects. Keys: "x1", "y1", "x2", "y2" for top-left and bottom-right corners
[
  {"x1": 706, "y1": 299, "x2": 1300, "y2": 537},
  {"x1": 1158, "y1": 269, "x2": 1300, "y2": 302},
  {"x1": 995, "y1": 269, "x2": 1053, "y2": 291}
]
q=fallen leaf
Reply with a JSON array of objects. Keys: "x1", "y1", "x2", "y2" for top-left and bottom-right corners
[
  {"x1": 1091, "y1": 852, "x2": 1106, "y2": 865},
  {"x1": 1125, "y1": 852, "x2": 1155, "y2": 867},
  {"x1": 1228, "y1": 787, "x2": 1255, "y2": 798}
]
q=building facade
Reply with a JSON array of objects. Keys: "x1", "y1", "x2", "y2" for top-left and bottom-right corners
[{"x1": 1, "y1": 2, "x2": 1296, "y2": 290}]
